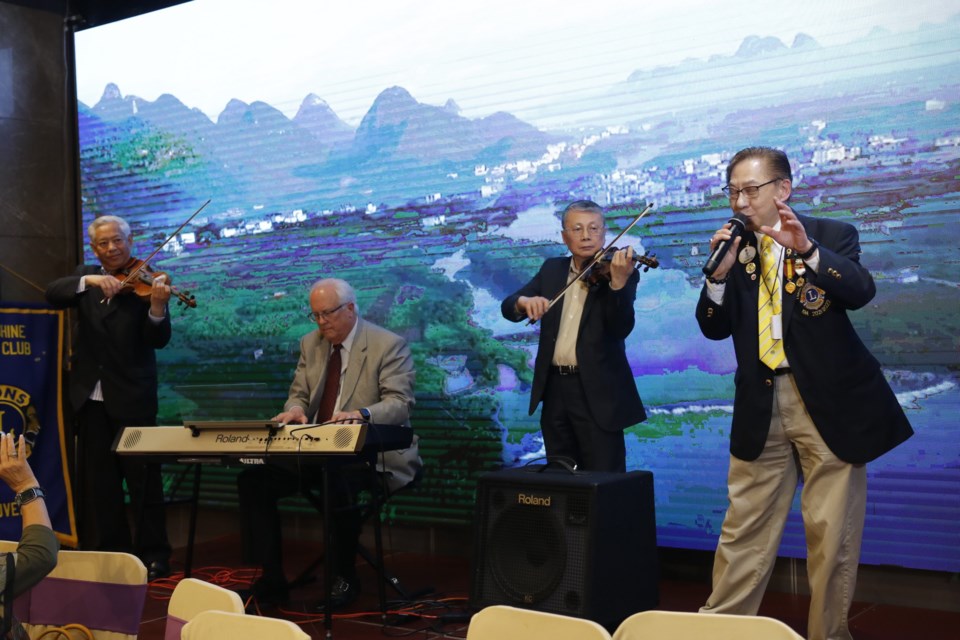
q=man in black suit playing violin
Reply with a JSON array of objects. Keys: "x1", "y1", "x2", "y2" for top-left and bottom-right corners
[
  {"x1": 45, "y1": 215, "x2": 173, "y2": 580},
  {"x1": 501, "y1": 200, "x2": 648, "y2": 472}
]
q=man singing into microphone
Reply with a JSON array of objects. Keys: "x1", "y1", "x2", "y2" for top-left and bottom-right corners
[{"x1": 695, "y1": 146, "x2": 913, "y2": 640}]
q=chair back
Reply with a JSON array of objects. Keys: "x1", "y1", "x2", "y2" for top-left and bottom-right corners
[
  {"x1": 7, "y1": 547, "x2": 147, "y2": 640},
  {"x1": 180, "y1": 610, "x2": 310, "y2": 639},
  {"x1": 164, "y1": 578, "x2": 245, "y2": 640},
  {"x1": 467, "y1": 605, "x2": 613, "y2": 640},
  {"x1": 612, "y1": 610, "x2": 804, "y2": 640}
]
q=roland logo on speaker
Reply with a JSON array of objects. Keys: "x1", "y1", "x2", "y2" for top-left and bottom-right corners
[{"x1": 516, "y1": 492, "x2": 551, "y2": 507}]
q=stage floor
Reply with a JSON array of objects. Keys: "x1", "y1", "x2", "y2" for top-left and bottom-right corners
[{"x1": 135, "y1": 532, "x2": 959, "y2": 640}]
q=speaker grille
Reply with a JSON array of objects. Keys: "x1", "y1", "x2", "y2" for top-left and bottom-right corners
[
  {"x1": 121, "y1": 428, "x2": 142, "y2": 450},
  {"x1": 474, "y1": 484, "x2": 590, "y2": 616},
  {"x1": 333, "y1": 426, "x2": 353, "y2": 449},
  {"x1": 471, "y1": 469, "x2": 659, "y2": 628},
  {"x1": 489, "y1": 503, "x2": 566, "y2": 604}
]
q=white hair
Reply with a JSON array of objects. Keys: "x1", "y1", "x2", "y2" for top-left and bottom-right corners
[
  {"x1": 87, "y1": 215, "x2": 131, "y2": 239},
  {"x1": 310, "y1": 278, "x2": 359, "y2": 313}
]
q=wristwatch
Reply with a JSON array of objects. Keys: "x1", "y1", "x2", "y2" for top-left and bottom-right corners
[
  {"x1": 359, "y1": 407, "x2": 371, "y2": 422},
  {"x1": 15, "y1": 486, "x2": 45, "y2": 508},
  {"x1": 797, "y1": 238, "x2": 819, "y2": 261}
]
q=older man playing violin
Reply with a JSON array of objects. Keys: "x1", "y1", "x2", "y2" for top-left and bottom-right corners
[
  {"x1": 501, "y1": 199, "x2": 648, "y2": 472},
  {"x1": 45, "y1": 214, "x2": 173, "y2": 580}
]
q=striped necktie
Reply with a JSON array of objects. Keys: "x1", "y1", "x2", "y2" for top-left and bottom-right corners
[{"x1": 758, "y1": 235, "x2": 785, "y2": 370}]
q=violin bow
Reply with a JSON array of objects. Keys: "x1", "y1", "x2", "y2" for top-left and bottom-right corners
[
  {"x1": 528, "y1": 203, "x2": 654, "y2": 324},
  {"x1": 115, "y1": 199, "x2": 211, "y2": 288},
  {"x1": 0, "y1": 262, "x2": 46, "y2": 294}
]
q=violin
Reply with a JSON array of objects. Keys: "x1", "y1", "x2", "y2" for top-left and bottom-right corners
[
  {"x1": 115, "y1": 257, "x2": 197, "y2": 309},
  {"x1": 528, "y1": 203, "x2": 655, "y2": 324},
  {"x1": 98, "y1": 200, "x2": 210, "y2": 309},
  {"x1": 583, "y1": 246, "x2": 659, "y2": 287}
]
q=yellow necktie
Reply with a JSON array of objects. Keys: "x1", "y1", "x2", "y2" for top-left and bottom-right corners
[{"x1": 758, "y1": 235, "x2": 785, "y2": 370}]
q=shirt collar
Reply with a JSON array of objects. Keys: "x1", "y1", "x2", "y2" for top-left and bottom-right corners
[
  {"x1": 757, "y1": 219, "x2": 782, "y2": 241},
  {"x1": 337, "y1": 318, "x2": 360, "y2": 354}
]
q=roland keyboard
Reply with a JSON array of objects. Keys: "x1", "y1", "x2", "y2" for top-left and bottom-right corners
[{"x1": 112, "y1": 422, "x2": 413, "y2": 465}]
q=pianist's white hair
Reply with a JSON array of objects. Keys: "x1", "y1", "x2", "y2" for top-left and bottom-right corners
[{"x1": 310, "y1": 278, "x2": 360, "y2": 315}]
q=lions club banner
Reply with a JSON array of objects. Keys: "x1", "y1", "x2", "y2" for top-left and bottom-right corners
[{"x1": 0, "y1": 304, "x2": 76, "y2": 545}]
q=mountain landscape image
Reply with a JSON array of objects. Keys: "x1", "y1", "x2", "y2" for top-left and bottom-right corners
[{"x1": 75, "y1": 9, "x2": 959, "y2": 572}]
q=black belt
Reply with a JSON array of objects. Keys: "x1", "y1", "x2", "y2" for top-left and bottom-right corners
[
  {"x1": 551, "y1": 365, "x2": 580, "y2": 375},
  {"x1": 773, "y1": 367, "x2": 792, "y2": 376}
]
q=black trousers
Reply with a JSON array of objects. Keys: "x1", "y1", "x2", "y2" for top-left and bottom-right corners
[
  {"x1": 237, "y1": 462, "x2": 368, "y2": 586},
  {"x1": 540, "y1": 370, "x2": 627, "y2": 472},
  {"x1": 75, "y1": 400, "x2": 171, "y2": 562}
]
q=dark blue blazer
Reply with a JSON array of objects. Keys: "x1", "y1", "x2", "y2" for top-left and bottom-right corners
[
  {"x1": 502, "y1": 257, "x2": 646, "y2": 432},
  {"x1": 45, "y1": 264, "x2": 171, "y2": 423},
  {"x1": 695, "y1": 214, "x2": 912, "y2": 463}
]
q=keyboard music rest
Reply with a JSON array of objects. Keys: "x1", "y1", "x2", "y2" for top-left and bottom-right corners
[{"x1": 182, "y1": 419, "x2": 281, "y2": 437}]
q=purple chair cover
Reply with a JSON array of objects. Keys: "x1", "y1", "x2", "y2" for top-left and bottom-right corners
[
  {"x1": 164, "y1": 614, "x2": 187, "y2": 640},
  {"x1": 13, "y1": 577, "x2": 147, "y2": 635}
]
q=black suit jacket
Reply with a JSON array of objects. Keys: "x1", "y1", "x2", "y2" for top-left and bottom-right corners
[
  {"x1": 502, "y1": 256, "x2": 646, "y2": 432},
  {"x1": 695, "y1": 214, "x2": 912, "y2": 464},
  {"x1": 45, "y1": 264, "x2": 171, "y2": 423}
]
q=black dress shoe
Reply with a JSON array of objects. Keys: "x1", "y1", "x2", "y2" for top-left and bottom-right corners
[
  {"x1": 237, "y1": 578, "x2": 290, "y2": 611},
  {"x1": 147, "y1": 559, "x2": 170, "y2": 581},
  {"x1": 315, "y1": 576, "x2": 359, "y2": 612}
]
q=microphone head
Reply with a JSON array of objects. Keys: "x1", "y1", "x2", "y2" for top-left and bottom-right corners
[{"x1": 727, "y1": 215, "x2": 746, "y2": 231}]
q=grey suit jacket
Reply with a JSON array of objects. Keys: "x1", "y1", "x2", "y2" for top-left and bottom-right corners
[{"x1": 284, "y1": 318, "x2": 421, "y2": 492}]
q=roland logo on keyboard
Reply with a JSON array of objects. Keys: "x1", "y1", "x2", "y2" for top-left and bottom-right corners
[
  {"x1": 517, "y1": 493, "x2": 551, "y2": 507},
  {"x1": 215, "y1": 433, "x2": 252, "y2": 443}
]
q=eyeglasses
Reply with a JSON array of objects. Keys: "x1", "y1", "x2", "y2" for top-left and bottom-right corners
[
  {"x1": 306, "y1": 303, "x2": 347, "y2": 322},
  {"x1": 722, "y1": 179, "x2": 780, "y2": 200},
  {"x1": 563, "y1": 224, "x2": 605, "y2": 237},
  {"x1": 93, "y1": 236, "x2": 127, "y2": 250}
]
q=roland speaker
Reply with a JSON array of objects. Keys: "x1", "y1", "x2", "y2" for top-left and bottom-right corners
[{"x1": 470, "y1": 467, "x2": 658, "y2": 628}]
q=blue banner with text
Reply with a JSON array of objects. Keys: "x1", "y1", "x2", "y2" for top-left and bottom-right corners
[{"x1": 0, "y1": 305, "x2": 76, "y2": 545}]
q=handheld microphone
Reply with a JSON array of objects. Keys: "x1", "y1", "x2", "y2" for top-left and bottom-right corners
[{"x1": 702, "y1": 216, "x2": 746, "y2": 277}]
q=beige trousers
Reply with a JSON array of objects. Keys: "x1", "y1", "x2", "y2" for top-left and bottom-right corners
[{"x1": 700, "y1": 373, "x2": 867, "y2": 640}]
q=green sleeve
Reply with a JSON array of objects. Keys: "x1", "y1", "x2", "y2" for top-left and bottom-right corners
[{"x1": 10, "y1": 525, "x2": 59, "y2": 598}]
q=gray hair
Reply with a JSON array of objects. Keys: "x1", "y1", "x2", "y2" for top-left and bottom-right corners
[
  {"x1": 88, "y1": 215, "x2": 131, "y2": 240},
  {"x1": 310, "y1": 278, "x2": 359, "y2": 313},
  {"x1": 560, "y1": 200, "x2": 605, "y2": 227}
]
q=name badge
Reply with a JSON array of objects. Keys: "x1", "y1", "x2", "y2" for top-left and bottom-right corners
[{"x1": 771, "y1": 314, "x2": 783, "y2": 340}]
